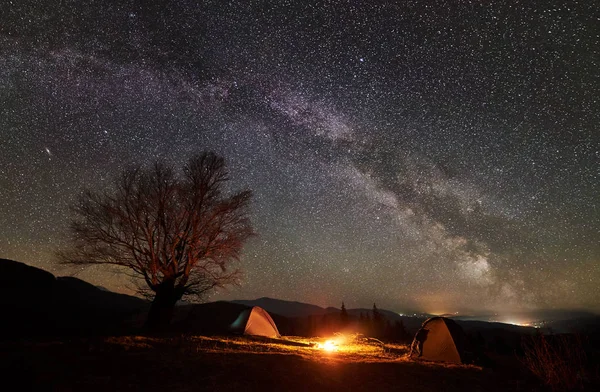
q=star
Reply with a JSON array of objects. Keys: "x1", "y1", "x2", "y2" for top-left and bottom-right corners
[{"x1": 0, "y1": 0, "x2": 597, "y2": 315}]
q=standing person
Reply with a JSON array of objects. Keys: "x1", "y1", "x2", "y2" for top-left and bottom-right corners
[{"x1": 411, "y1": 328, "x2": 429, "y2": 357}]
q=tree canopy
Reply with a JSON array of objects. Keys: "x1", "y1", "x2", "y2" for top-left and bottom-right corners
[{"x1": 59, "y1": 152, "x2": 254, "y2": 328}]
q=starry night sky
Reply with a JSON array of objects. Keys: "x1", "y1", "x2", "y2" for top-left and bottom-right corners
[{"x1": 1, "y1": 0, "x2": 598, "y2": 315}]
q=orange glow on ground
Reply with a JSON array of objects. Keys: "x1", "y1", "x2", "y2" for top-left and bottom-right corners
[{"x1": 101, "y1": 334, "x2": 419, "y2": 364}]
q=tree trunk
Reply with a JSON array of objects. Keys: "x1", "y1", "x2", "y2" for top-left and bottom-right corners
[{"x1": 145, "y1": 280, "x2": 181, "y2": 331}]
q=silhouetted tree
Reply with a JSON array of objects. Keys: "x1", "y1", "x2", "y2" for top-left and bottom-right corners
[
  {"x1": 372, "y1": 303, "x2": 381, "y2": 322},
  {"x1": 59, "y1": 152, "x2": 253, "y2": 329},
  {"x1": 393, "y1": 320, "x2": 410, "y2": 342},
  {"x1": 309, "y1": 315, "x2": 318, "y2": 336},
  {"x1": 340, "y1": 301, "x2": 349, "y2": 327},
  {"x1": 372, "y1": 303, "x2": 384, "y2": 337},
  {"x1": 384, "y1": 320, "x2": 393, "y2": 340},
  {"x1": 360, "y1": 310, "x2": 371, "y2": 336},
  {"x1": 321, "y1": 314, "x2": 335, "y2": 335},
  {"x1": 358, "y1": 312, "x2": 365, "y2": 333}
]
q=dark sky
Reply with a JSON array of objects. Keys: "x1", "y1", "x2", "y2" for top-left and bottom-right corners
[{"x1": 1, "y1": 0, "x2": 598, "y2": 315}]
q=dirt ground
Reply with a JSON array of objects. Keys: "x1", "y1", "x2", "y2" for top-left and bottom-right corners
[{"x1": 1, "y1": 336, "x2": 544, "y2": 392}]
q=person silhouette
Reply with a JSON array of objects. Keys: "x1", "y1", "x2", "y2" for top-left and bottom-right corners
[{"x1": 411, "y1": 328, "x2": 429, "y2": 357}]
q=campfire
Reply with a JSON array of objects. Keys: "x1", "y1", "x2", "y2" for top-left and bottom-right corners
[
  {"x1": 313, "y1": 333, "x2": 385, "y2": 355},
  {"x1": 317, "y1": 339, "x2": 339, "y2": 352}
]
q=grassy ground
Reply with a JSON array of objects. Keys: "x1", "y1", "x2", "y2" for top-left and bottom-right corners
[{"x1": 1, "y1": 334, "x2": 543, "y2": 391}]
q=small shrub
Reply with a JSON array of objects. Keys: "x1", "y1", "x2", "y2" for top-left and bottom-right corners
[{"x1": 521, "y1": 333, "x2": 588, "y2": 391}]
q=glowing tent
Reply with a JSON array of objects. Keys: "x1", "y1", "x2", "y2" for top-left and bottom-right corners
[
  {"x1": 410, "y1": 317, "x2": 466, "y2": 363},
  {"x1": 230, "y1": 306, "x2": 281, "y2": 338}
]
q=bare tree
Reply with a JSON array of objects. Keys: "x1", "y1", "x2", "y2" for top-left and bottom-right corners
[{"x1": 59, "y1": 152, "x2": 254, "y2": 329}]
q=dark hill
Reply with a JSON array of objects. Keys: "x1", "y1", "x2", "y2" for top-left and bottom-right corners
[
  {"x1": 171, "y1": 301, "x2": 250, "y2": 335},
  {"x1": 231, "y1": 297, "x2": 330, "y2": 318},
  {"x1": 0, "y1": 259, "x2": 148, "y2": 339},
  {"x1": 346, "y1": 308, "x2": 428, "y2": 333},
  {"x1": 230, "y1": 297, "x2": 428, "y2": 333},
  {"x1": 55, "y1": 276, "x2": 146, "y2": 314}
]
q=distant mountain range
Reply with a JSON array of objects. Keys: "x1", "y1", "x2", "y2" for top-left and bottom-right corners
[
  {"x1": 232, "y1": 297, "x2": 336, "y2": 318},
  {"x1": 231, "y1": 297, "x2": 600, "y2": 334},
  {"x1": 0, "y1": 258, "x2": 148, "y2": 338},
  {"x1": 231, "y1": 297, "x2": 433, "y2": 332},
  {"x1": 2, "y1": 259, "x2": 597, "y2": 339}
]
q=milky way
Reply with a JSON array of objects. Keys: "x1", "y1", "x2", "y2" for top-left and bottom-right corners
[{"x1": 1, "y1": 1, "x2": 598, "y2": 314}]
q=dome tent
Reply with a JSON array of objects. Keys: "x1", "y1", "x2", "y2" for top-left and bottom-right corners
[
  {"x1": 230, "y1": 306, "x2": 281, "y2": 338},
  {"x1": 410, "y1": 317, "x2": 467, "y2": 363}
]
